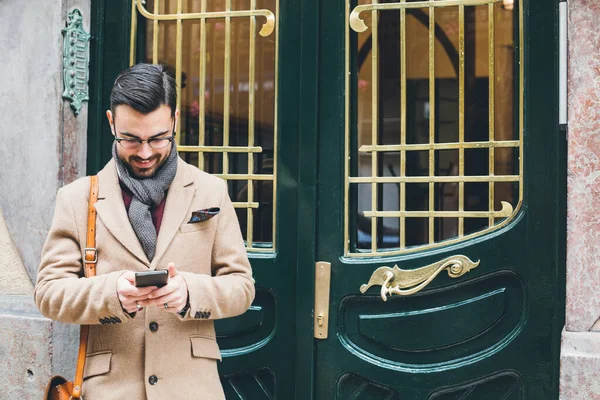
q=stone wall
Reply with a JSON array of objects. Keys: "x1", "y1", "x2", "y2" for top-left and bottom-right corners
[
  {"x1": 0, "y1": 0, "x2": 598, "y2": 398},
  {"x1": 0, "y1": 0, "x2": 90, "y2": 398},
  {"x1": 561, "y1": 0, "x2": 600, "y2": 398}
]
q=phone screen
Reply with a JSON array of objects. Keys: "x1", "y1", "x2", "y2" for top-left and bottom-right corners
[{"x1": 134, "y1": 270, "x2": 168, "y2": 288}]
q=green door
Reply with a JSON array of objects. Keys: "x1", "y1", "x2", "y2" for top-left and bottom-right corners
[
  {"x1": 88, "y1": 0, "x2": 564, "y2": 399},
  {"x1": 312, "y1": 0, "x2": 564, "y2": 399},
  {"x1": 88, "y1": 1, "x2": 301, "y2": 398}
]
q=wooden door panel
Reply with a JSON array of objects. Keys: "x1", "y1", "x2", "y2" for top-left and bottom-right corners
[
  {"x1": 428, "y1": 371, "x2": 524, "y2": 399},
  {"x1": 215, "y1": 288, "x2": 276, "y2": 355},
  {"x1": 221, "y1": 369, "x2": 275, "y2": 399},
  {"x1": 90, "y1": 0, "x2": 563, "y2": 397},
  {"x1": 339, "y1": 270, "x2": 524, "y2": 367},
  {"x1": 336, "y1": 374, "x2": 402, "y2": 400},
  {"x1": 335, "y1": 371, "x2": 525, "y2": 399},
  {"x1": 90, "y1": 1, "x2": 302, "y2": 398},
  {"x1": 315, "y1": 0, "x2": 562, "y2": 398}
]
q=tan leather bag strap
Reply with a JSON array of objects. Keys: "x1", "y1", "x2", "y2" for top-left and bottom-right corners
[
  {"x1": 72, "y1": 175, "x2": 99, "y2": 399},
  {"x1": 84, "y1": 175, "x2": 99, "y2": 277}
]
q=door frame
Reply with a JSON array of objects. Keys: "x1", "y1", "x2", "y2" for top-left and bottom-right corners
[
  {"x1": 86, "y1": 0, "x2": 566, "y2": 398},
  {"x1": 293, "y1": 0, "x2": 320, "y2": 399}
]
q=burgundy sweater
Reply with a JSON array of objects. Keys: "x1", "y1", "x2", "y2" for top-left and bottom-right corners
[{"x1": 120, "y1": 184, "x2": 167, "y2": 234}]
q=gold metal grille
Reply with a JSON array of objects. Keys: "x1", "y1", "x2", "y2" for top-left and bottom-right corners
[
  {"x1": 130, "y1": 0, "x2": 278, "y2": 252},
  {"x1": 345, "y1": 0, "x2": 523, "y2": 257}
]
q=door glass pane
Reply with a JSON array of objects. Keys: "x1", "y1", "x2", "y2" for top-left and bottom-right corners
[
  {"x1": 137, "y1": 0, "x2": 278, "y2": 251},
  {"x1": 347, "y1": 0, "x2": 520, "y2": 256}
]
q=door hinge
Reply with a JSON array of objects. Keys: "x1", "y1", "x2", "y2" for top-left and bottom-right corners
[
  {"x1": 559, "y1": 1, "x2": 568, "y2": 129},
  {"x1": 314, "y1": 262, "x2": 331, "y2": 339}
]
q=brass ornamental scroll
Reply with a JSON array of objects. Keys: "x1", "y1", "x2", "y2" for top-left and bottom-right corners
[{"x1": 360, "y1": 255, "x2": 480, "y2": 301}]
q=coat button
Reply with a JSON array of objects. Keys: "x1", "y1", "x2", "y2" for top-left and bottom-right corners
[
  {"x1": 149, "y1": 322, "x2": 158, "y2": 332},
  {"x1": 148, "y1": 375, "x2": 158, "y2": 385}
]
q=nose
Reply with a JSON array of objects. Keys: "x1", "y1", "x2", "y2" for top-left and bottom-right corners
[{"x1": 137, "y1": 141, "x2": 153, "y2": 159}]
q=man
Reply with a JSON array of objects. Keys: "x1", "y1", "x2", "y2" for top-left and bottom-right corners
[{"x1": 35, "y1": 63, "x2": 255, "y2": 399}]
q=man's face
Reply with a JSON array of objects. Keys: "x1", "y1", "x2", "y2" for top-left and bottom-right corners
[{"x1": 106, "y1": 105, "x2": 178, "y2": 179}]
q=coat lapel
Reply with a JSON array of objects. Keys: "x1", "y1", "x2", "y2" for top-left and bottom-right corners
[
  {"x1": 94, "y1": 160, "x2": 150, "y2": 265},
  {"x1": 151, "y1": 158, "x2": 196, "y2": 268}
]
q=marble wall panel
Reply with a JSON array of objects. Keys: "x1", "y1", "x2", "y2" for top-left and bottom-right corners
[
  {"x1": 560, "y1": 331, "x2": 600, "y2": 400},
  {"x1": 562, "y1": 0, "x2": 600, "y2": 397},
  {"x1": 566, "y1": 0, "x2": 600, "y2": 332}
]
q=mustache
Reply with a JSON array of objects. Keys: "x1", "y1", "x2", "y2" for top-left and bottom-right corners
[{"x1": 129, "y1": 154, "x2": 160, "y2": 163}]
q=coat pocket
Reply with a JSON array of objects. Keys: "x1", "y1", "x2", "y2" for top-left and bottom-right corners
[
  {"x1": 83, "y1": 351, "x2": 112, "y2": 379},
  {"x1": 190, "y1": 335, "x2": 222, "y2": 361},
  {"x1": 179, "y1": 221, "x2": 215, "y2": 233}
]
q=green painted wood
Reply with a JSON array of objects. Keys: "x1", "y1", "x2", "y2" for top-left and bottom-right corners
[
  {"x1": 294, "y1": 0, "x2": 319, "y2": 399},
  {"x1": 87, "y1": 2, "x2": 303, "y2": 399},
  {"x1": 313, "y1": 0, "x2": 564, "y2": 399},
  {"x1": 88, "y1": 0, "x2": 566, "y2": 398},
  {"x1": 87, "y1": 0, "x2": 132, "y2": 175},
  {"x1": 528, "y1": 1, "x2": 566, "y2": 397}
]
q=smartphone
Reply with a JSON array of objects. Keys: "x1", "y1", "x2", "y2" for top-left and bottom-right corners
[{"x1": 134, "y1": 270, "x2": 168, "y2": 288}]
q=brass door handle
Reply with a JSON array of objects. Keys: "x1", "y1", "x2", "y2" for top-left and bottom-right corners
[
  {"x1": 314, "y1": 262, "x2": 331, "y2": 339},
  {"x1": 359, "y1": 255, "x2": 480, "y2": 301}
]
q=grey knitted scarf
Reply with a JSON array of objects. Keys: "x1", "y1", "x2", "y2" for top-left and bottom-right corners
[{"x1": 113, "y1": 142, "x2": 178, "y2": 261}]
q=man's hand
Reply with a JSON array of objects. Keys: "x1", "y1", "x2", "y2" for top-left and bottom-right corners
[
  {"x1": 117, "y1": 271, "x2": 157, "y2": 313},
  {"x1": 139, "y1": 262, "x2": 189, "y2": 314}
]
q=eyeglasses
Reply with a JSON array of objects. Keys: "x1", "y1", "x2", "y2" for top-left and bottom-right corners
[
  {"x1": 113, "y1": 123, "x2": 176, "y2": 150},
  {"x1": 115, "y1": 135, "x2": 175, "y2": 150}
]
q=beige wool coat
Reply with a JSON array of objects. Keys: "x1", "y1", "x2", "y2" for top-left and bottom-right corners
[{"x1": 35, "y1": 158, "x2": 255, "y2": 400}]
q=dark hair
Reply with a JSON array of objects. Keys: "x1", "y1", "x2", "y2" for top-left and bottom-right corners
[{"x1": 110, "y1": 63, "x2": 177, "y2": 119}]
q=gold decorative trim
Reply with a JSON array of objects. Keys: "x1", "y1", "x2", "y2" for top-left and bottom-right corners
[
  {"x1": 314, "y1": 262, "x2": 332, "y2": 339},
  {"x1": 488, "y1": 2, "x2": 496, "y2": 227},
  {"x1": 135, "y1": 0, "x2": 275, "y2": 37},
  {"x1": 359, "y1": 140, "x2": 519, "y2": 153},
  {"x1": 131, "y1": 0, "x2": 278, "y2": 253},
  {"x1": 344, "y1": 0, "x2": 524, "y2": 257},
  {"x1": 215, "y1": 174, "x2": 274, "y2": 181},
  {"x1": 232, "y1": 202, "x2": 260, "y2": 209},
  {"x1": 428, "y1": 6, "x2": 435, "y2": 245},
  {"x1": 177, "y1": 146, "x2": 264, "y2": 153},
  {"x1": 349, "y1": 176, "x2": 519, "y2": 184},
  {"x1": 360, "y1": 255, "x2": 480, "y2": 300},
  {"x1": 129, "y1": 0, "x2": 138, "y2": 66},
  {"x1": 350, "y1": 0, "x2": 501, "y2": 33},
  {"x1": 363, "y1": 201, "x2": 513, "y2": 219}
]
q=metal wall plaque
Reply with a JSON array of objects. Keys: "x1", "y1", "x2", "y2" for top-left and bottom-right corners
[{"x1": 62, "y1": 9, "x2": 90, "y2": 115}]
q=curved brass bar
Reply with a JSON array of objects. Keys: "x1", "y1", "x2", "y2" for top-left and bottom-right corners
[
  {"x1": 362, "y1": 200, "x2": 513, "y2": 219},
  {"x1": 497, "y1": 201, "x2": 513, "y2": 218},
  {"x1": 360, "y1": 255, "x2": 480, "y2": 301},
  {"x1": 136, "y1": 1, "x2": 276, "y2": 37},
  {"x1": 349, "y1": 0, "x2": 500, "y2": 33},
  {"x1": 349, "y1": 9, "x2": 369, "y2": 33}
]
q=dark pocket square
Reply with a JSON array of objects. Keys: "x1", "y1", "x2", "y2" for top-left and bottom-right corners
[{"x1": 188, "y1": 207, "x2": 220, "y2": 223}]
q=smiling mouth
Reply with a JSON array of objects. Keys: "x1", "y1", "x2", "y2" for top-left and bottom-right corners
[{"x1": 132, "y1": 157, "x2": 157, "y2": 169}]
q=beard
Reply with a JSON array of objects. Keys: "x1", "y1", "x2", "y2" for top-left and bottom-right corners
[{"x1": 119, "y1": 153, "x2": 166, "y2": 179}]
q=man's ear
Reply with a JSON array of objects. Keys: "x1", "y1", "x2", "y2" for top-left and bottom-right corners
[
  {"x1": 174, "y1": 109, "x2": 180, "y2": 134},
  {"x1": 106, "y1": 110, "x2": 115, "y2": 135}
]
